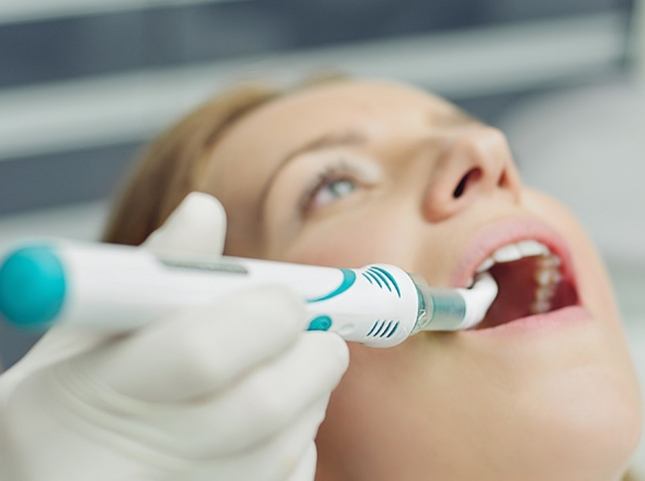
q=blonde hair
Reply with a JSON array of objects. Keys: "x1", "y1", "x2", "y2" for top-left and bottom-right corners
[{"x1": 102, "y1": 83, "x2": 281, "y2": 245}]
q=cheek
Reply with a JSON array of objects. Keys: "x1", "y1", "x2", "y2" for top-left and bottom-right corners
[
  {"x1": 316, "y1": 340, "x2": 429, "y2": 480},
  {"x1": 280, "y1": 211, "x2": 418, "y2": 268},
  {"x1": 287, "y1": 230, "x2": 375, "y2": 267}
]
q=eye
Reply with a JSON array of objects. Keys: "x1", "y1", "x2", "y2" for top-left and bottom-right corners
[
  {"x1": 296, "y1": 156, "x2": 381, "y2": 218},
  {"x1": 311, "y1": 178, "x2": 357, "y2": 209},
  {"x1": 307, "y1": 176, "x2": 358, "y2": 212}
]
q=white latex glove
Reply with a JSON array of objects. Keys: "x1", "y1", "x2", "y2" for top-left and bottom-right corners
[{"x1": 0, "y1": 193, "x2": 349, "y2": 481}]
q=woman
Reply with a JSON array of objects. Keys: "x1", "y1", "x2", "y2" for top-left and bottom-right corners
[
  {"x1": 105, "y1": 77, "x2": 642, "y2": 480},
  {"x1": 2, "y1": 78, "x2": 641, "y2": 480}
]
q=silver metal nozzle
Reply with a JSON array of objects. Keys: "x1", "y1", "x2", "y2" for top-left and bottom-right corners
[{"x1": 411, "y1": 273, "x2": 498, "y2": 333}]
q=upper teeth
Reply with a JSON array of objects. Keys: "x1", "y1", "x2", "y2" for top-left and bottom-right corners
[
  {"x1": 476, "y1": 240, "x2": 550, "y2": 273},
  {"x1": 472, "y1": 239, "x2": 565, "y2": 317}
]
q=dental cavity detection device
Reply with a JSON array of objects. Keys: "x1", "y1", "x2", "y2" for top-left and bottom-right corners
[{"x1": 0, "y1": 241, "x2": 498, "y2": 348}]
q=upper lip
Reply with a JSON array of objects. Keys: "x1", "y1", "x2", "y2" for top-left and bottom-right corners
[{"x1": 451, "y1": 216, "x2": 578, "y2": 291}]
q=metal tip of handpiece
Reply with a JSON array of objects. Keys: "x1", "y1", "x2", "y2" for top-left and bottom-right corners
[
  {"x1": 411, "y1": 272, "x2": 499, "y2": 333},
  {"x1": 459, "y1": 273, "x2": 498, "y2": 329}
]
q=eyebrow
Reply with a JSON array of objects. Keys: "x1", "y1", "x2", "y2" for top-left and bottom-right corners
[{"x1": 257, "y1": 130, "x2": 367, "y2": 218}]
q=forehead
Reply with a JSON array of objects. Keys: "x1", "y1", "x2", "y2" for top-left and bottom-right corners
[{"x1": 201, "y1": 80, "x2": 463, "y2": 203}]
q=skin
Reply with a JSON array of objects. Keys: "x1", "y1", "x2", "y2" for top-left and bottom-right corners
[{"x1": 198, "y1": 80, "x2": 642, "y2": 481}]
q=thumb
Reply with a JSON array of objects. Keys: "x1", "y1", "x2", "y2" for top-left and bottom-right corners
[{"x1": 143, "y1": 192, "x2": 227, "y2": 258}]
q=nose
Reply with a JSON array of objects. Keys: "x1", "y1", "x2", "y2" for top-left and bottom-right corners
[{"x1": 421, "y1": 126, "x2": 521, "y2": 223}]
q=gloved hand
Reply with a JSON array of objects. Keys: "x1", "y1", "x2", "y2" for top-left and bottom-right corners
[{"x1": 0, "y1": 192, "x2": 349, "y2": 481}]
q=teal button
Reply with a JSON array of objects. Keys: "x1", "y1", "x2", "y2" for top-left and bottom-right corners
[
  {"x1": 307, "y1": 315, "x2": 332, "y2": 331},
  {"x1": 0, "y1": 245, "x2": 66, "y2": 329}
]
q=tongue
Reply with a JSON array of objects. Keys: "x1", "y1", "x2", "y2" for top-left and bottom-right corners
[{"x1": 477, "y1": 257, "x2": 538, "y2": 328}]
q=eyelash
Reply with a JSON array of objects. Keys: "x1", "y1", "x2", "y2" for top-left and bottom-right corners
[{"x1": 298, "y1": 160, "x2": 361, "y2": 216}]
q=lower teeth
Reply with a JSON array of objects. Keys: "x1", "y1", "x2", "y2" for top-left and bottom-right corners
[
  {"x1": 535, "y1": 286, "x2": 554, "y2": 302},
  {"x1": 530, "y1": 299, "x2": 551, "y2": 314}
]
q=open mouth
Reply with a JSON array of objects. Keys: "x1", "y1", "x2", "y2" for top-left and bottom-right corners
[{"x1": 472, "y1": 240, "x2": 579, "y2": 329}]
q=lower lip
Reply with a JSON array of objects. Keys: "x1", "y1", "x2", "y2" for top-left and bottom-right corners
[{"x1": 465, "y1": 305, "x2": 590, "y2": 337}]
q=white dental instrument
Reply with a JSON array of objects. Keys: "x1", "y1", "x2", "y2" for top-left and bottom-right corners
[{"x1": 0, "y1": 241, "x2": 497, "y2": 348}]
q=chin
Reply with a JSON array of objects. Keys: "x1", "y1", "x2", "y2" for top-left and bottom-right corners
[
  {"x1": 537, "y1": 378, "x2": 637, "y2": 477},
  {"x1": 463, "y1": 320, "x2": 642, "y2": 481}
]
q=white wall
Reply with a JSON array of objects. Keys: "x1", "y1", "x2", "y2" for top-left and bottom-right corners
[{"x1": 0, "y1": 201, "x2": 107, "y2": 248}]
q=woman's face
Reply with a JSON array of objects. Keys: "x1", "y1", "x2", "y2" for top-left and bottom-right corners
[{"x1": 200, "y1": 80, "x2": 641, "y2": 481}]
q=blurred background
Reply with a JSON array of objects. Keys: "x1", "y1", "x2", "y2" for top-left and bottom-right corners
[{"x1": 0, "y1": 0, "x2": 643, "y2": 464}]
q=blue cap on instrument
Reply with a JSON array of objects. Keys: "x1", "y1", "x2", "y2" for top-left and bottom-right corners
[{"x1": 0, "y1": 245, "x2": 66, "y2": 328}]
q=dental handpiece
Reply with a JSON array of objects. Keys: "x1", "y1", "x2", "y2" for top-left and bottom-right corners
[{"x1": 0, "y1": 241, "x2": 498, "y2": 348}]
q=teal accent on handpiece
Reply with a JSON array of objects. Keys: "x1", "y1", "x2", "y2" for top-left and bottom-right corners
[
  {"x1": 369, "y1": 266, "x2": 401, "y2": 297},
  {"x1": 306, "y1": 268, "x2": 356, "y2": 303},
  {"x1": 0, "y1": 245, "x2": 66, "y2": 329},
  {"x1": 307, "y1": 315, "x2": 333, "y2": 331},
  {"x1": 364, "y1": 270, "x2": 384, "y2": 288}
]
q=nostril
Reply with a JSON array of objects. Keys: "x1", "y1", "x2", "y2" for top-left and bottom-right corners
[
  {"x1": 497, "y1": 170, "x2": 508, "y2": 188},
  {"x1": 453, "y1": 168, "x2": 482, "y2": 198}
]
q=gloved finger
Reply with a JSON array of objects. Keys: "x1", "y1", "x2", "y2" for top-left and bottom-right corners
[
  {"x1": 12, "y1": 326, "x2": 102, "y2": 369},
  {"x1": 193, "y1": 398, "x2": 327, "y2": 481},
  {"x1": 70, "y1": 285, "x2": 309, "y2": 402},
  {"x1": 142, "y1": 192, "x2": 226, "y2": 259},
  {"x1": 160, "y1": 332, "x2": 347, "y2": 455},
  {"x1": 285, "y1": 442, "x2": 317, "y2": 481}
]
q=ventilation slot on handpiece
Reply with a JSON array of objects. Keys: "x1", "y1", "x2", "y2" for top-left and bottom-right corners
[
  {"x1": 361, "y1": 267, "x2": 402, "y2": 298},
  {"x1": 366, "y1": 320, "x2": 400, "y2": 338}
]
